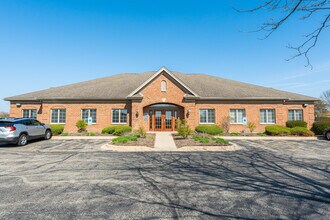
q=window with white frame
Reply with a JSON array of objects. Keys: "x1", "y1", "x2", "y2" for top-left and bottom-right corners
[
  {"x1": 112, "y1": 109, "x2": 128, "y2": 124},
  {"x1": 199, "y1": 109, "x2": 215, "y2": 124},
  {"x1": 230, "y1": 109, "x2": 245, "y2": 124},
  {"x1": 51, "y1": 109, "x2": 66, "y2": 124},
  {"x1": 260, "y1": 109, "x2": 275, "y2": 124},
  {"x1": 22, "y1": 109, "x2": 37, "y2": 119},
  {"x1": 161, "y1": 80, "x2": 167, "y2": 92},
  {"x1": 82, "y1": 109, "x2": 97, "y2": 123},
  {"x1": 288, "y1": 110, "x2": 303, "y2": 121}
]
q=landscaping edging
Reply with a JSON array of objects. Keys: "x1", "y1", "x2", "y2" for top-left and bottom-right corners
[
  {"x1": 216, "y1": 136, "x2": 323, "y2": 140},
  {"x1": 53, "y1": 136, "x2": 116, "y2": 140}
]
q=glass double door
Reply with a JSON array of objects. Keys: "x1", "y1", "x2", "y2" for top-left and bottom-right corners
[{"x1": 153, "y1": 110, "x2": 174, "y2": 131}]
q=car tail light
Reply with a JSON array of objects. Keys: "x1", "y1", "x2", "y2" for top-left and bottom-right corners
[{"x1": 5, "y1": 126, "x2": 16, "y2": 132}]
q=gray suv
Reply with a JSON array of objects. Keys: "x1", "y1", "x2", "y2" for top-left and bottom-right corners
[{"x1": 0, "y1": 118, "x2": 52, "y2": 146}]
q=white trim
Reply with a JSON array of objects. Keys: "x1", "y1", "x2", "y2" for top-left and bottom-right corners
[
  {"x1": 230, "y1": 109, "x2": 245, "y2": 124},
  {"x1": 50, "y1": 108, "x2": 66, "y2": 124},
  {"x1": 127, "y1": 67, "x2": 199, "y2": 98},
  {"x1": 81, "y1": 109, "x2": 97, "y2": 124},
  {"x1": 161, "y1": 80, "x2": 167, "y2": 92},
  {"x1": 22, "y1": 109, "x2": 37, "y2": 119},
  {"x1": 199, "y1": 109, "x2": 215, "y2": 124},
  {"x1": 260, "y1": 109, "x2": 276, "y2": 124},
  {"x1": 111, "y1": 109, "x2": 128, "y2": 124},
  {"x1": 288, "y1": 109, "x2": 303, "y2": 121}
]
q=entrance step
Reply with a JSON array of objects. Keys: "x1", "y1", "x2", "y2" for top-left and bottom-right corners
[{"x1": 154, "y1": 132, "x2": 177, "y2": 150}]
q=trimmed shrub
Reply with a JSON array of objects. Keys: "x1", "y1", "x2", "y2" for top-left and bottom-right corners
[
  {"x1": 112, "y1": 126, "x2": 132, "y2": 136},
  {"x1": 61, "y1": 132, "x2": 69, "y2": 136},
  {"x1": 311, "y1": 121, "x2": 330, "y2": 135},
  {"x1": 76, "y1": 120, "x2": 87, "y2": 132},
  {"x1": 177, "y1": 119, "x2": 192, "y2": 138},
  {"x1": 102, "y1": 125, "x2": 132, "y2": 136},
  {"x1": 290, "y1": 127, "x2": 314, "y2": 136},
  {"x1": 257, "y1": 132, "x2": 266, "y2": 136},
  {"x1": 230, "y1": 132, "x2": 241, "y2": 136},
  {"x1": 50, "y1": 124, "x2": 64, "y2": 136},
  {"x1": 112, "y1": 135, "x2": 138, "y2": 144},
  {"x1": 195, "y1": 125, "x2": 223, "y2": 135},
  {"x1": 102, "y1": 126, "x2": 117, "y2": 134},
  {"x1": 265, "y1": 125, "x2": 291, "y2": 136},
  {"x1": 316, "y1": 117, "x2": 330, "y2": 122},
  {"x1": 86, "y1": 132, "x2": 96, "y2": 136},
  {"x1": 286, "y1": 120, "x2": 307, "y2": 128}
]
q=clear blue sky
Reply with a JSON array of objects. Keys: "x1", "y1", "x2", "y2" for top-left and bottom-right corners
[{"x1": 1, "y1": 0, "x2": 329, "y2": 112}]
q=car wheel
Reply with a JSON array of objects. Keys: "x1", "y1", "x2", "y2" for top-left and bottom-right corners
[
  {"x1": 17, "y1": 134, "x2": 28, "y2": 146},
  {"x1": 326, "y1": 131, "x2": 330, "y2": 141},
  {"x1": 45, "y1": 130, "x2": 52, "y2": 140}
]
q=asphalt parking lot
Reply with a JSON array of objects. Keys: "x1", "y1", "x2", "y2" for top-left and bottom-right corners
[{"x1": 0, "y1": 139, "x2": 329, "y2": 219}]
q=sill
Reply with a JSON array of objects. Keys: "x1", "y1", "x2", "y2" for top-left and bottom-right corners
[
  {"x1": 230, "y1": 123, "x2": 244, "y2": 125},
  {"x1": 50, "y1": 123, "x2": 66, "y2": 125},
  {"x1": 260, "y1": 123, "x2": 275, "y2": 125},
  {"x1": 199, "y1": 123, "x2": 215, "y2": 125},
  {"x1": 112, "y1": 123, "x2": 128, "y2": 125}
]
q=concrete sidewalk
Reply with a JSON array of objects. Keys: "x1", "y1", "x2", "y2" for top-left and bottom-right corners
[{"x1": 154, "y1": 132, "x2": 177, "y2": 150}]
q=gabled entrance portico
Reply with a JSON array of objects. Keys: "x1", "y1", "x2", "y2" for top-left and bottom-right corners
[{"x1": 145, "y1": 103, "x2": 184, "y2": 131}]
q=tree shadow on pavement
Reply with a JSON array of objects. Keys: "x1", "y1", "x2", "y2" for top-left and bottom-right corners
[{"x1": 96, "y1": 143, "x2": 330, "y2": 219}]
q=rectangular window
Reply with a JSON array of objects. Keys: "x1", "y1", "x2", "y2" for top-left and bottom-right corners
[
  {"x1": 288, "y1": 110, "x2": 303, "y2": 121},
  {"x1": 22, "y1": 109, "x2": 37, "y2": 119},
  {"x1": 112, "y1": 109, "x2": 128, "y2": 124},
  {"x1": 260, "y1": 109, "x2": 275, "y2": 124},
  {"x1": 230, "y1": 109, "x2": 245, "y2": 124},
  {"x1": 82, "y1": 109, "x2": 97, "y2": 123},
  {"x1": 199, "y1": 109, "x2": 215, "y2": 124},
  {"x1": 51, "y1": 109, "x2": 66, "y2": 124}
]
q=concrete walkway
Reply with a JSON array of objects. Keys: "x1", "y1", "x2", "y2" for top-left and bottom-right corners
[{"x1": 154, "y1": 132, "x2": 177, "y2": 150}]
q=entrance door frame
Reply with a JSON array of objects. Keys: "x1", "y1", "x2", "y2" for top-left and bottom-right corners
[{"x1": 149, "y1": 109, "x2": 178, "y2": 131}]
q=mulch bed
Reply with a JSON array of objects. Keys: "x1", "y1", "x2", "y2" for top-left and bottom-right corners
[
  {"x1": 113, "y1": 134, "x2": 155, "y2": 148},
  {"x1": 62, "y1": 132, "x2": 114, "y2": 136},
  {"x1": 172, "y1": 134, "x2": 231, "y2": 148}
]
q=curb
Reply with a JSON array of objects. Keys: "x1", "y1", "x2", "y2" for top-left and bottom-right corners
[
  {"x1": 52, "y1": 136, "x2": 116, "y2": 140},
  {"x1": 216, "y1": 136, "x2": 324, "y2": 140}
]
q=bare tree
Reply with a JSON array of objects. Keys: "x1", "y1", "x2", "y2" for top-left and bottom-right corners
[
  {"x1": 320, "y1": 89, "x2": 330, "y2": 110},
  {"x1": 235, "y1": 0, "x2": 330, "y2": 67},
  {"x1": 0, "y1": 111, "x2": 10, "y2": 118}
]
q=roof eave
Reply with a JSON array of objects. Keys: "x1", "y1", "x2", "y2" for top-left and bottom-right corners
[
  {"x1": 184, "y1": 96, "x2": 318, "y2": 102},
  {"x1": 5, "y1": 97, "x2": 129, "y2": 102}
]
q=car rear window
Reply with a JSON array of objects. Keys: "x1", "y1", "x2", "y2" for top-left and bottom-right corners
[{"x1": 0, "y1": 121, "x2": 14, "y2": 127}]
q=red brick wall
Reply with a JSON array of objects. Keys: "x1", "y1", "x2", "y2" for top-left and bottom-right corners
[
  {"x1": 10, "y1": 102, "x2": 131, "y2": 133},
  {"x1": 131, "y1": 72, "x2": 196, "y2": 130},
  {"x1": 9, "y1": 72, "x2": 315, "y2": 133},
  {"x1": 191, "y1": 102, "x2": 314, "y2": 132}
]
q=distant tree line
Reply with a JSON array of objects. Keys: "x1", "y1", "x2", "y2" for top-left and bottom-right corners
[
  {"x1": 0, "y1": 112, "x2": 9, "y2": 118},
  {"x1": 315, "y1": 89, "x2": 330, "y2": 119}
]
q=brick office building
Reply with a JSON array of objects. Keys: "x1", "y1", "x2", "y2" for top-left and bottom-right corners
[{"x1": 5, "y1": 67, "x2": 317, "y2": 133}]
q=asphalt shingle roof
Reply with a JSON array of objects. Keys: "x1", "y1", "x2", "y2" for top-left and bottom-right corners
[{"x1": 4, "y1": 70, "x2": 317, "y2": 101}]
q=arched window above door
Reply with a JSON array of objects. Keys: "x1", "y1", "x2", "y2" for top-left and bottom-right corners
[{"x1": 161, "y1": 80, "x2": 167, "y2": 92}]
